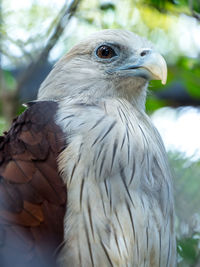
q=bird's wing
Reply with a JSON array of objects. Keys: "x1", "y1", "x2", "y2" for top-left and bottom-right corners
[{"x1": 0, "y1": 101, "x2": 67, "y2": 267}]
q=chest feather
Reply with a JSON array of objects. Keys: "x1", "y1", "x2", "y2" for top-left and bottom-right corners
[{"x1": 56, "y1": 98, "x2": 176, "y2": 267}]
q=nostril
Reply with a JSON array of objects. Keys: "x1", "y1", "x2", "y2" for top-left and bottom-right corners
[{"x1": 140, "y1": 50, "x2": 150, "y2": 57}]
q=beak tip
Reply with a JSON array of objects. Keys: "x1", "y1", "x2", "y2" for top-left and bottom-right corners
[
  {"x1": 141, "y1": 51, "x2": 168, "y2": 85},
  {"x1": 161, "y1": 67, "x2": 167, "y2": 85},
  {"x1": 161, "y1": 77, "x2": 167, "y2": 85}
]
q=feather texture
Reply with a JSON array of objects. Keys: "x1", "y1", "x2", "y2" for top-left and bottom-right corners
[
  {"x1": 0, "y1": 101, "x2": 67, "y2": 267},
  {"x1": 56, "y1": 96, "x2": 176, "y2": 267}
]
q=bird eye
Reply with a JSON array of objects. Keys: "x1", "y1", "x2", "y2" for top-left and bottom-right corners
[{"x1": 96, "y1": 45, "x2": 117, "y2": 59}]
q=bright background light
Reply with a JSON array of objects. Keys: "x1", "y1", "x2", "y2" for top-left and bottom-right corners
[{"x1": 152, "y1": 107, "x2": 200, "y2": 161}]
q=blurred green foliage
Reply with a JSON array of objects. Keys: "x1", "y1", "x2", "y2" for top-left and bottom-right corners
[
  {"x1": 169, "y1": 152, "x2": 200, "y2": 220},
  {"x1": 0, "y1": 117, "x2": 6, "y2": 134},
  {"x1": 144, "y1": 0, "x2": 200, "y2": 14},
  {"x1": 178, "y1": 235, "x2": 200, "y2": 266},
  {"x1": 2, "y1": 70, "x2": 17, "y2": 91},
  {"x1": 169, "y1": 153, "x2": 200, "y2": 266}
]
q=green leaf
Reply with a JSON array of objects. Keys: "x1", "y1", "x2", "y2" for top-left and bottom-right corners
[
  {"x1": 0, "y1": 117, "x2": 6, "y2": 136},
  {"x1": 146, "y1": 95, "x2": 167, "y2": 113},
  {"x1": 17, "y1": 105, "x2": 26, "y2": 116},
  {"x1": 149, "y1": 80, "x2": 168, "y2": 91},
  {"x1": 100, "y1": 2, "x2": 115, "y2": 11},
  {"x1": 177, "y1": 237, "x2": 199, "y2": 264},
  {"x1": 181, "y1": 69, "x2": 200, "y2": 99},
  {"x1": 2, "y1": 70, "x2": 17, "y2": 91}
]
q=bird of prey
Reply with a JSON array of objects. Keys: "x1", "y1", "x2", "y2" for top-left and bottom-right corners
[{"x1": 0, "y1": 29, "x2": 176, "y2": 267}]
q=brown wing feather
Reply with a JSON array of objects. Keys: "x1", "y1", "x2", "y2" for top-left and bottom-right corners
[{"x1": 0, "y1": 101, "x2": 67, "y2": 267}]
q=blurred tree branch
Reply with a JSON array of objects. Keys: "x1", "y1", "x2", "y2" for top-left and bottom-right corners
[
  {"x1": 189, "y1": 0, "x2": 200, "y2": 22},
  {"x1": 0, "y1": 0, "x2": 81, "y2": 126},
  {"x1": 0, "y1": 36, "x2": 35, "y2": 62},
  {"x1": 17, "y1": 0, "x2": 80, "y2": 95}
]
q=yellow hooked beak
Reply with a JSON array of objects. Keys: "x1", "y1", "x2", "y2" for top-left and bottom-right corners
[
  {"x1": 138, "y1": 50, "x2": 167, "y2": 85},
  {"x1": 112, "y1": 49, "x2": 167, "y2": 85}
]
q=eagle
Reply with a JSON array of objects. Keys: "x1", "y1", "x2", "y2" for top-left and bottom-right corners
[{"x1": 0, "y1": 29, "x2": 176, "y2": 267}]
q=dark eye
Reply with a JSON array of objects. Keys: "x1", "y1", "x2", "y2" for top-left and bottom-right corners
[{"x1": 96, "y1": 45, "x2": 117, "y2": 59}]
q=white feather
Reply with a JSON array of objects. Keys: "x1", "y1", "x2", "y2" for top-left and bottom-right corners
[{"x1": 56, "y1": 97, "x2": 176, "y2": 267}]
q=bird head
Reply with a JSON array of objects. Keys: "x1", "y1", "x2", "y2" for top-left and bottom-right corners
[{"x1": 38, "y1": 29, "x2": 167, "y2": 109}]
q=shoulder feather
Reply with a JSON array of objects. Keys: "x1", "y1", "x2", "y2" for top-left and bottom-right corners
[{"x1": 0, "y1": 101, "x2": 67, "y2": 267}]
